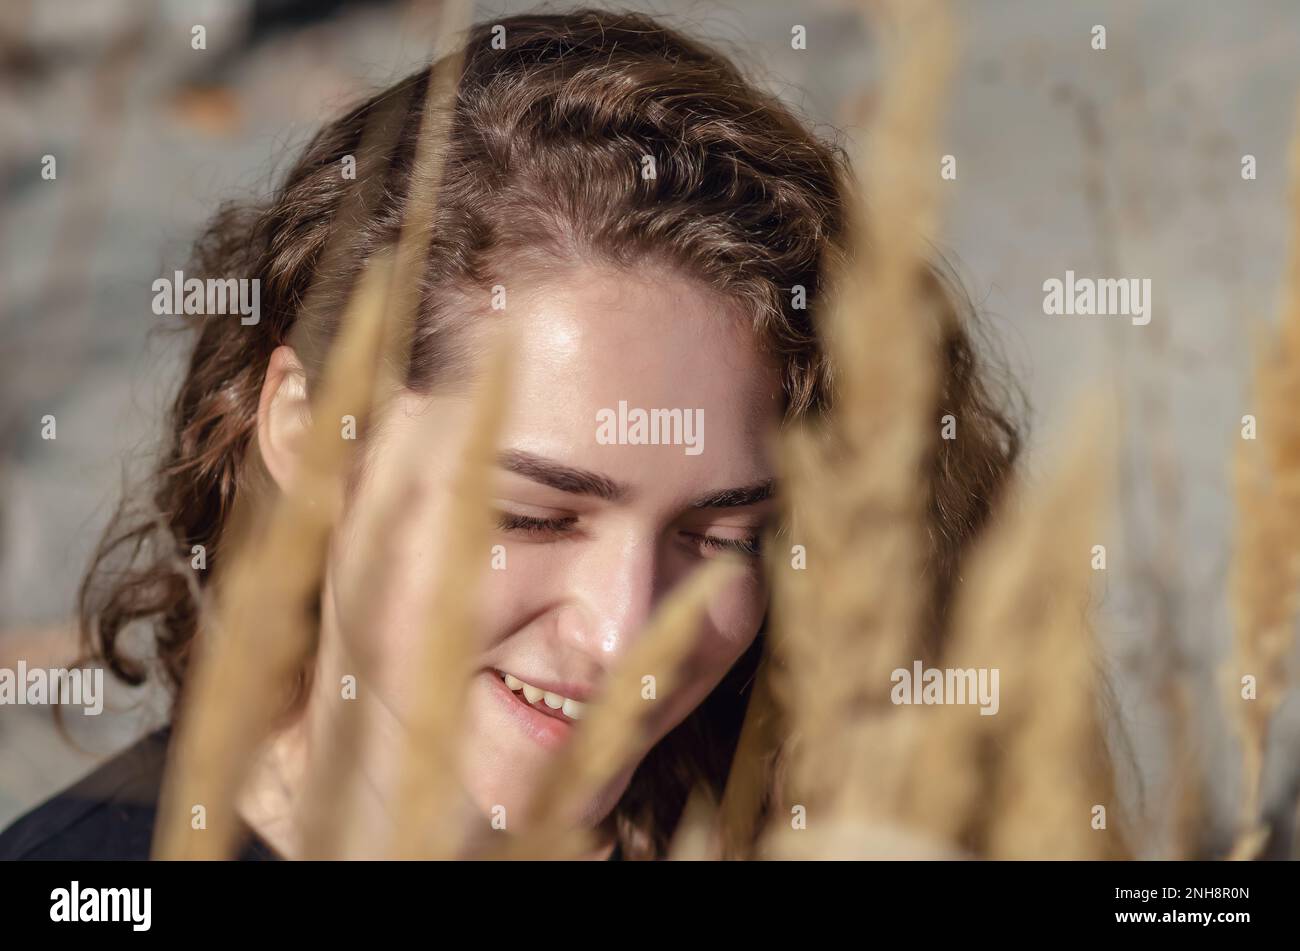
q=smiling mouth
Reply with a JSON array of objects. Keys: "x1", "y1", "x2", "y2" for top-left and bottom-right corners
[{"x1": 493, "y1": 669, "x2": 588, "y2": 723}]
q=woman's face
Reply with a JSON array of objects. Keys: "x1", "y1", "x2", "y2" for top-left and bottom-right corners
[{"x1": 319, "y1": 262, "x2": 782, "y2": 835}]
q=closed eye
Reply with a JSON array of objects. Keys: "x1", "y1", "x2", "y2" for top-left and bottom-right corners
[
  {"x1": 497, "y1": 512, "x2": 763, "y2": 558},
  {"x1": 496, "y1": 512, "x2": 578, "y2": 538},
  {"x1": 685, "y1": 532, "x2": 762, "y2": 559}
]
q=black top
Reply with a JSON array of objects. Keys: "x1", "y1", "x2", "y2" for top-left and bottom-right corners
[
  {"x1": 0, "y1": 726, "x2": 625, "y2": 861},
  {"x1": 0, "y1": 726, "x2": 279, "y2": 861}
]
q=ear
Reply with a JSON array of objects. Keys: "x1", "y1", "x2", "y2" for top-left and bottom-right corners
[{"x1": 256, "y1": 345, "x2": 311, "y2": 493}]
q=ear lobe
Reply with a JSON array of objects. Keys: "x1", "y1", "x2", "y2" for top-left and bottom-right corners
[{"x1": 257, "y1": 345, "x2": 311, "y2": 493}]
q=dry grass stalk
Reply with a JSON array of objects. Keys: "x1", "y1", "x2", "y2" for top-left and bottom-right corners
[
  {"x1": 153, "y1": 252, "x2": 394, "y2": 859},
  {"x1": 295, "y1": 0, "x2": 472, "y2": 859},
  {"x1": 762, "y1": 0, "x2": 1133, "y2": 861},
  {"x1": 712, "y1": 648, "x2": 783, "y2": 859},
  {"x1": 765, "y1": 0, "x2": 953, "y2": 841},
  {"x1": 155, "y1": 3, "x2": 471, "y2": 859},
  {"x1": 375, "y1": 0, "x2": 472, "y2": 400},
  {"x1": 294, "y1": 365, "x2": 485, "y2": 856},
  {"x1": 1226, "y1": 104, "x2": 1300, "y2": 858},
  {"x1": 910, "y1": 400, "x2": 1125, "y2": 859},
  {"x1": 497, "y1": 559, "x2": 741, "y2": 860},
  {"x1": 667, "y1": 787, "x2": 723, "y2": 861},
  {"x1": 1227, "y1": 416, "x2": 1290, "y2": 859},
  {"x1": 299, "y1": 344, "x2": 500, "y2": 857},
  {"x1": 386, "y1": 333, "x2": 513, "y2": 859},
  {"x1": 1156, "y1": 666, "x2": 1203, "y2": 859},
  {"x1": 762, "y1": 816, "x2": 961, "y2": 860}
]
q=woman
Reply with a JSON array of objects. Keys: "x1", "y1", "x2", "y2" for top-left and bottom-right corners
[{"x1": 0, "y1": 9, "x2": 1019, "y2": 860}]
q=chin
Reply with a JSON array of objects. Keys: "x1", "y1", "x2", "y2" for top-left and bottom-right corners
[{"x1": 461, "y1": 669, "x2": 637, "y2": 833}]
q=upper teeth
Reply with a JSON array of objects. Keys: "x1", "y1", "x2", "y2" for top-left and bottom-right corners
[{"x1": 501, "y1": 672, "x2": 586, "y2": 720}]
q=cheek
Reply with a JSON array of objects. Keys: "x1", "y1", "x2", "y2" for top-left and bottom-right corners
[
  {"x1": 654, "y1": 569, "x2": 767, "y2": 727},
  {"x1": 699, "y1": 569, "x2": 768, "y2": 662},
  {"x1": 476, "y1": 555, "x2": 551, "y2": 644},
  {"x1": 321, "y1": 393, "x2": 485, "y2": 687},
  {"x1": 324, "y1": 481, "x2": 463, "y2": 703}
]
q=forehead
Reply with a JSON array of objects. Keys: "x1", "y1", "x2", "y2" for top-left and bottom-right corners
[{"x1": 495, "y1": 263, "x2": 783, "y2": 485}]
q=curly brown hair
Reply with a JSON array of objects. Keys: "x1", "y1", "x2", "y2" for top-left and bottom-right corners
[{"x1": 77, "y1": 8, "x2": 1022, "y2": 858}]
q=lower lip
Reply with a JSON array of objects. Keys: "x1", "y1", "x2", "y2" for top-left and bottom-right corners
[{"x1": 483, "y1": 669, "x2": 575, "y2": 751}]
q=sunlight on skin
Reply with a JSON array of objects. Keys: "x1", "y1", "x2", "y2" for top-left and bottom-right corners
[{"x1": 241, "y1": 261, "x2": 784, "y2": 857}]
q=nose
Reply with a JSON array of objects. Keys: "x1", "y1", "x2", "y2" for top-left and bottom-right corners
[{"x1": 558, "y1": 525, "x2": 662, "y2": 671}]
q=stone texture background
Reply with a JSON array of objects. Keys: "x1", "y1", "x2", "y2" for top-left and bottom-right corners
[{"x1": 3, "y1": 0, "x2": 1300, "y2": 856}]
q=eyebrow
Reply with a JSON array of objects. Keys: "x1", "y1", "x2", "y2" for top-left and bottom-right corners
[
  {"x1": 689, "y1": 480, "x2": 776, "y2": 509},
  {"x1": 498, "y1": 450, "x2": 629, "y2": 502},
  {"x1": 497, "y1": 450, "x2": 776, "y2": 509}
]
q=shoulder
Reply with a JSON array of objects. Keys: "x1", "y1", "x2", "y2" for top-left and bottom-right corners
[{"x1": 0, "y1": 727, "x2": 171, "y2": 861}]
